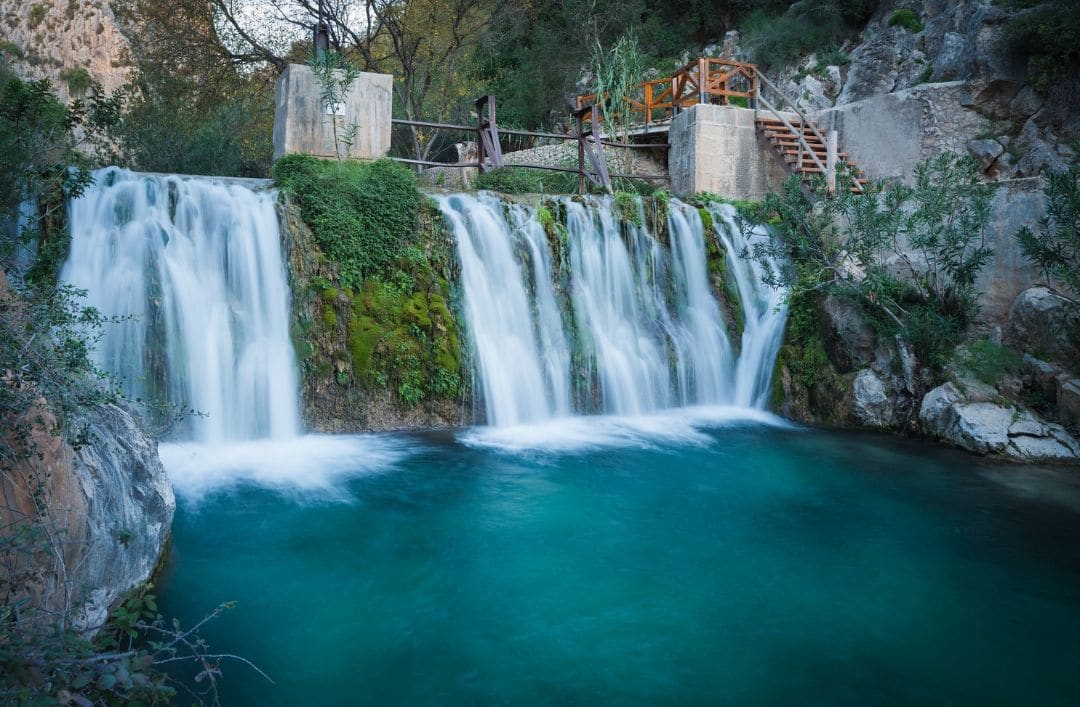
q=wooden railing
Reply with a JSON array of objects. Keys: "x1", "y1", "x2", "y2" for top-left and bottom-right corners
[
  {"x1": 389, "y1": 96, "x2": 668, "y2": 194},
  {"x1": 576, "y1": 57, "x2": 758, "y2": 131}
]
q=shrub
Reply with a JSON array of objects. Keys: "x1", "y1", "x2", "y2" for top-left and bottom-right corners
[
  {"x1": 1015, "y1": 162, "x2": 1080, "y2": 297},
  {"x1": 272, "y1": 154, "x2": 423, "y2": 289},
  {"x1": 740, "y1": 1, "x2": 879, "y2": 69},
  {"x1": 59, "y1": 67, "x2": 92, "y2": 94},
  {"x1": 959, "y1": 339, "x2": 1024, "y2": 385},
  {"x1": 888, "y1": 8, "x2": 924, "y2": 32},
  {"x1": 1001, "y1": 0, "x2": 1080, "y2": 93},
  {"x1": 28, "y1": 4, "x2": 47, "y2": 28},
  {"x1": 745, "y1": 154, "x2": 993, "y2": 373}
]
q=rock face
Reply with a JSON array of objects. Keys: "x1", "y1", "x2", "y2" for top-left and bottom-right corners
[
  {"x1": 0, "y1": 0, "x2": 132, "y2": 102},
  {"x1": 0, "y1": 399, "x2": 174, "y2": 631},
  {"x1": 1007, "y1": 286, "x2": 1080, "y2": 366},
  {"x1": 920, "y1": 381, "x2": 1080, "y2": 462},
  {"x1": 852, "y1": 368, "x2": 894, "y2": 427}
]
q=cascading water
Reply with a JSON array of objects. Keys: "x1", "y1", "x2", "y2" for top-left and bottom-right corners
[
  {"x1": 440, "y1": 192, "x2": 787, "y2": 426},
  {"x1": 437, "y1": 193, "x2": 570, "y2": 426},
  {"x1": 61, "y1": 168, "x2": 300, "y2": 443}
]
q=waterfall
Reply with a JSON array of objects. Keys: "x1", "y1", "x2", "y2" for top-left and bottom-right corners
[
  {"x1": 441, "y1": 192, "x2": 787, "y2": 426},
  {"x1": 61, "y1": 168, "x2": 300, "y2": 443},
  {"x1": 437, "y1": 193, "x2": 570, "y2": 426}
]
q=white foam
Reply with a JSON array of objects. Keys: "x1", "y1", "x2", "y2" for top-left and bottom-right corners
[
  {"x1": 159, "y1": 434, "x2": 417, "y2": 503},
  {"x1": 459, "y1": 406, "x2": 794, "y2": 454}
]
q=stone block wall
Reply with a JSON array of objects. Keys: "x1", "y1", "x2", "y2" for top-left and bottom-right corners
[
  {"x1": 815, "y1": 82, "x2": 986, "y2": 184},
  {"x1": 667, "y1": 105, "x2": 788, "y2": 199},
  {"x1": 273, "y1": 64, "x2": 392, "y2": 161}
]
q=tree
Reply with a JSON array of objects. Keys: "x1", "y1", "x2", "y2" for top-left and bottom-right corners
[{"x1": 1016, "y1": 162, "x2": 1080, "y2": 299}]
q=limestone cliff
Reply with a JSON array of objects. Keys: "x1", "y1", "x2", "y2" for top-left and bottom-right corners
[{"x1": 0, "y1": 0, "x2": 132, "y2": 102}]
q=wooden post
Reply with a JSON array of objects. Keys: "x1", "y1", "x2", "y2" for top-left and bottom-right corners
[
  {"x1": 576, "y1": 110, "x2": 586, "y2": 195},
  {"x1": 698, "y1": 57, "x2": 708, "y2": 105},
  {"x1": 826, "y1": 129, "x2": 838, "y2": 195},
  {"x1": 475, "y1": 97, "x2": 486, "y2": 174},
  {"x1": 644, "y1": 82, "x2": 653, "y2": 131}
]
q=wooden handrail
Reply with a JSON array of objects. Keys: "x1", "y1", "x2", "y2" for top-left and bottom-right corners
[
  {"x1": 750, "y1": 66, "x2": 829, "y2": 176},
  {"x1": 575, "y1": 57, "x2": 759, "y2": 132}
]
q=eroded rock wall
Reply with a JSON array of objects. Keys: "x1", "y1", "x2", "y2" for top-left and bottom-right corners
[{"x1": 0, "y1": 0, "x2": 132, "y2": 102}]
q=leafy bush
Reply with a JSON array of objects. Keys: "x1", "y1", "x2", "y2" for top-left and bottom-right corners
[
  {"x1": 745, "y1": 154, "x2": 994, "y2": 372},
  {"x1": 59, "y1": 67, "x2": 92, "y2": 94},
  {"x1": 741, "y1": 0, "x2": 879, "y2": 69},
  {"x1": 888, "y1": 8, "x2": 924, "y2": 32},
  {"x1": 1015, "y1": 162, "x2": 1080, "y2": 297},
  {"x1": 1000, "y1": 0, "x2": 1080, "y2": 93},
  {"x1": 272, "y1": 154, "x2": 423, "y2": 289},
  {"x1": 28, "y1": 4, "x2": 47, "y2": 28},
  {"x1": 115, "y1": 66, "x2": 274, "y2": 178}
]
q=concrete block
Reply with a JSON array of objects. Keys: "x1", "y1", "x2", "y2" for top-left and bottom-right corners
[
  {"x1": 273, "y1": 64, "x2": 392, "y2": 161},
  {"x1": 667, "y1": 105, "x2": 787, "y2": 200}
]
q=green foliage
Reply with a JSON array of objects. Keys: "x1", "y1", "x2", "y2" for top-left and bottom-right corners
[
  {"x1": 613, "y1": 191, "x2": 643, "y2": 225},
  {"x1": 473, "y1": 167, "x2": 579, "y2": 194},
  {"x1": 746, "y1": 154, "x2": 994, "y2": 373},
  {"x1": 591, "y1": 31, "x2": 647, "y2": 143},
  {"x1": 888, "y1": 8, "x2": 924, "y2": 32},
  {"x1": 28, "y1": 4, "x2": 47, "y2": 28},
  {"x1": 1015, "y1": 162, "x2": 1080, "y2": 297},
  {"x1": 918, "y1": 64, "x2": 934, "y2": 84},
  {"x1": 0, "y1": 41, "x2": 23, "y2": 59},
  {"x1": 308, "y1": 50, "x2": 361, "y2": 162},
  {"x1": 781, "y1": 285, "x2": 832, "y2": 389},
  {"x1": 1001, "y1": 0, "x2": 1080, "y2": 93},
  {"x1": 273, "y1": 154, "x2": 423, "y2": 289},
  {"x1": 59, "y1": 67, "x2": 92, "y2": 95},
  {"x1": 114, "y1": 64, "x2": 274, "y2": 178},
  {"x1": 741, "y1": 0, "x2": 879, "y2": 69},
  {"x1": 958, "y1": 339, "x2": 1024, "y2": 386}
]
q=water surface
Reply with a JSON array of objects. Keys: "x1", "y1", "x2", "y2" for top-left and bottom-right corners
[{"x1": 157, "y1": 415, "x2": 1080, "y2": 706}]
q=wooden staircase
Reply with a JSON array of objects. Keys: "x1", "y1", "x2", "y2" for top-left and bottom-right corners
[{"x1": 755, "y1": 116, "x2": 867, "y2": 193}]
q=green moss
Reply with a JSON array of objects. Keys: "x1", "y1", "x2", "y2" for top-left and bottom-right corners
[
  {"x1": 888, "y1": 8, "x2": 924, "y2": 33},
  {"x1": 613, "y1": 191, "x2": 642, "y2": 226},
  {"x1": 320, "y1": 287, "x2": 339, "y2": 302},
  {"x1": 698, "y1": 207, "x2": 714, "y2": 234},
  {"x1": 322, "y1": 306, "x2": 337, "y2": 328}
]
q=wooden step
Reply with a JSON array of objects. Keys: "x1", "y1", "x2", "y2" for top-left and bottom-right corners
[{"x1": 782, "y1": 149, "x2": 848, "y2": 158}]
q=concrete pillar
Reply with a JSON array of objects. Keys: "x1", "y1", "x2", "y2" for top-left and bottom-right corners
[
  {"x1": 667, "y1": 104, "x2": 788, "y2": 200},
  {"x1": 273, "y1": 64, "x2": 393, "y2": 161}
]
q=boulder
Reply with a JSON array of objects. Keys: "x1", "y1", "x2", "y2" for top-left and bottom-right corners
[
  {"x1": 1007, "y1": 286, "x2": 1080, "y2": 366},
  {"x1": 822, "y1": 294, "x2": 875, "y2": 371},
  {"x1": 919, "y1": 382, "x2": 1080, "y2": 462},
  {"x1": 852, "y1": 368, "x2": 895, "y2": 427},
  {"x1": 1059, "y1": 378, "x2": 1080, "y2": 429},
  {"x1": 966, "y1": 138, "x2": 1004, "y2": 172}
]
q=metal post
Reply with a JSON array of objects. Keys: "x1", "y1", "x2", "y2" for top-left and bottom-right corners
[
  {"x1": 313, "y1": 0, "x2": 330, "y2": 57},
  {"x1": 826, "y1": 129, "x2": 838, "y2": 195}
]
